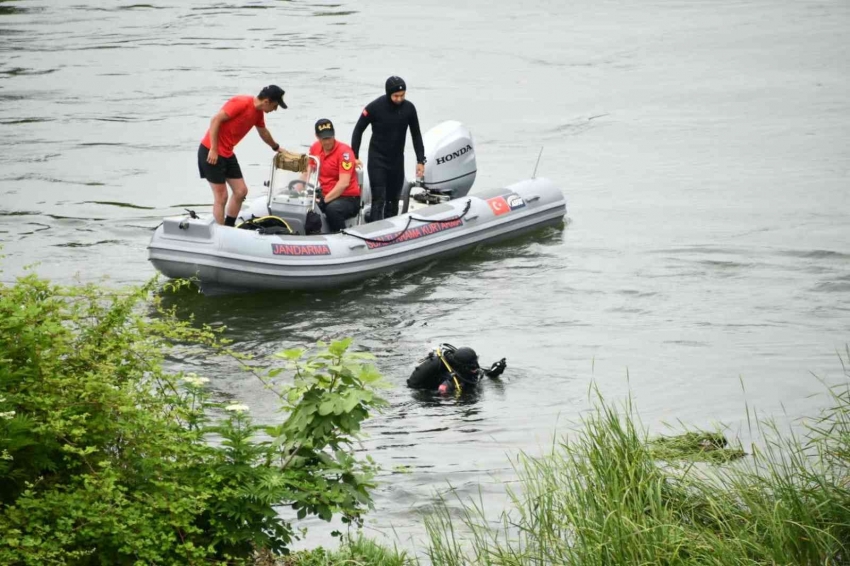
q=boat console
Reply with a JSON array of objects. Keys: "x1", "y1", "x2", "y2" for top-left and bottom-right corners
[{"x1": 252, "y1": 120, "x2": 480, "y2": 234}]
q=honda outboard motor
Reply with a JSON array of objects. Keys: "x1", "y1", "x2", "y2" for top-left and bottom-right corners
[{"x1": 422, "y1": 121, "x2": 476, "y2": 198}]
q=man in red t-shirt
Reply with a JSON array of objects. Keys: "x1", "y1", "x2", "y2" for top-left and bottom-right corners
[
  {"x1": 307, "y1": 118, "x2": 361, "y2": 233},
  {"x1": 198, "y1": 85, "x2": 288, "y2": 226}
]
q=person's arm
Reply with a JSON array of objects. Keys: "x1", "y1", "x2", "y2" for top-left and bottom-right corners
[
  {"x1": 323, "y1": 173, "x2": 351, "y2": 203},
  {"x1": 409, "y1": 104, "x2": 426, "y2": 178},
  {"x1": 351, "y1": 106, "x2": 372, "y2": 165},
  {"x1": 324, "y1": 151, "x2": 356, "y2": 202},
  {"x1": 256, "y1": 126, "x2": 281, "y2": 152},
  {"x1": 206, "y1": 110, "x2": 230, "y2": 164},
  {"x1": 300, "y1": 162, "x2": 313, "y2": 182}
]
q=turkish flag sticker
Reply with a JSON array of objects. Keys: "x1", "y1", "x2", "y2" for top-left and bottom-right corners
[{"x1": 487, "y1": 196, "x2": 510, "y2": 216}]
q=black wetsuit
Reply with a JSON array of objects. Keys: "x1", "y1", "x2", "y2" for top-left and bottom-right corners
[
  {"x1": 351, "y1": 96, "x2": 425, "y2": 221},
  {"x1": 406, "y1": 352, "x2": 506, "y2": 393}
]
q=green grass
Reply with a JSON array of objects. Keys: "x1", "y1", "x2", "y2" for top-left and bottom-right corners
[
  {"x1": 275, "y1": 536, "x2": 414, "y2": 565},
  {"x1": 421, "y1": 350, "x2": 850, "y2": 565},
  {"x1": 269, "y1": 350, "x2": 850, "y2": 565},
  {"x1": 649, "y1": 430, "x2": 746, "y2": 464}
]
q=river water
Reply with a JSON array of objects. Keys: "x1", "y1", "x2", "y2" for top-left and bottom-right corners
[{"x1": 2, "y1": 0, "x2": 849, "y2": 553}]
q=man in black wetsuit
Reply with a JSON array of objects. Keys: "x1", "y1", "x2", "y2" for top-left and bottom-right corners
[
  {"x1": 407, "y1": 345, "x2": 507, "y2": 395},
  {"x1": 351, "y1": 76, "x2": 426, "y2": 222}
]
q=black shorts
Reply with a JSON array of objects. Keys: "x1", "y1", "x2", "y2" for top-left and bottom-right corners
[{"x1": 198, "y1": 144, "x2": 243, "y2": 184}]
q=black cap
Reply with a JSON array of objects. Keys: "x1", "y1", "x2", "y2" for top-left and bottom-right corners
[
  {"x1": 385, "y1": 76, "x2": 406, "y2": 96},
  {"x1": 259, "y1": 85, "x2": 287, "y2": 109},
  {"x1": 315, "y1": 118, "x2": 335, "y2": 139}
]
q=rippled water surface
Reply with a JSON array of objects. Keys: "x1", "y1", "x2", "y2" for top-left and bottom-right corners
[{"x1": 2, "y1": 0, "x2": 849, "y2": 551}]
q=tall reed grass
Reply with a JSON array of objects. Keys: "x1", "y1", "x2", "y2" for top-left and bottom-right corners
[
  {"x1": 423, "y1": 349, "x2": 850, "y2": 565},
  {"x1": 281, "y1": 350, "x2": 850, "y2": 565}
]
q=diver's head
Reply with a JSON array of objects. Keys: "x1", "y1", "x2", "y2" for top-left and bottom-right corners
[
  {"x1": 385, "y1": 75, "x2": 406, "y2": 104},
  {"x1": 447, "y1": 347, "x2": 480, "y2": 377}
]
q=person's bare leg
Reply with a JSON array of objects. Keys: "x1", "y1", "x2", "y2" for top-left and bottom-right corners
[
  {"x1": 225, "y1": 177, "x2": 249, "y2": 220},
  {"x1": 209, "y1": 182, "x2": 228, "y2": 225}
]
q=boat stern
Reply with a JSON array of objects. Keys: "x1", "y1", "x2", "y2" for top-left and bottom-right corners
[{"x1": 148, "y1": 214, "x2": 218, "y2": 280}]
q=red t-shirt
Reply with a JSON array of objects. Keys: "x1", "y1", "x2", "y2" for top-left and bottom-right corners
[
  {"x1": 309, "y1": 140, "x2": 360, "y2": 198},
  {"x1": 200, "y1": 95, "x2": 265, "y2": 157}
]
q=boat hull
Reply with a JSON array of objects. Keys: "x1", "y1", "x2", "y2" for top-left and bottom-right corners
[{"x1": 148, "y1": 178, "x2": 566, "y2": 292}]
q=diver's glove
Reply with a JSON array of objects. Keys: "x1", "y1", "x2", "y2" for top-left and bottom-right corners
[{"x1": 485, "y1": 358, "x2": 507, "y2": 378}]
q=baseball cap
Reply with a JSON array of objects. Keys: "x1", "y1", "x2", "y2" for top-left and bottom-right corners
[
  {"x1": 315, "y1": 118, "x2": 335, "y2": 139},
  {"x1": 259, "y1": 85, "x2": 287, "y2": 109}
]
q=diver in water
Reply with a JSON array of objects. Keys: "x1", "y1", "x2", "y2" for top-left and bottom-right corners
[{"x1": 406, "y1": 344, "x2": 507, "y2": 395}]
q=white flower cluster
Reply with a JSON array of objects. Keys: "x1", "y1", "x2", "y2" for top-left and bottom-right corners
[
  {"x1": 0, "y1": 396, "x2": 14, "y2": 420},
  {"x1": 182, "y1": 373, "x2": 210, "y2": 387},
  {"x1": 225, "y1": 403, "x2": 250, "y2": 413}
]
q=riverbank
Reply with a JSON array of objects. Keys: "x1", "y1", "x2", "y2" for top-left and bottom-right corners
[
  {"x1": 286, "y1": 364, "x2": 850, "y2": 565},
  {"x1": 2, "y1": 273, "x2": 847, "y2": 565}
]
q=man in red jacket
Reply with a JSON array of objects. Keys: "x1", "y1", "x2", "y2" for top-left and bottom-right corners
[
  {"x1": 198, "y1": 85, "x2": 288, "y2": 226},
  {"x1": 308, "y1": 118, "x2": 361, "y2": 233}
]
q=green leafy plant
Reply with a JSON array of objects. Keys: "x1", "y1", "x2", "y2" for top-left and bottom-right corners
[
  {"x1": 0, "y1": 273, "x2": 387, "y2": 564},
  {"x1": 254, "y1": 338, "x2": 388, "y2": 529}
]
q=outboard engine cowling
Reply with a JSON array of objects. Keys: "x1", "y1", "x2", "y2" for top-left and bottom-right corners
[{"x1": 422, "y1": 121, "x2": 476, "y2": 198}]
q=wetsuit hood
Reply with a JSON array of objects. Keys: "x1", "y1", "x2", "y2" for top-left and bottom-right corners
[
  {"x1": 385, "y1": 75, "x2": 406, "y2": 97},
  {"x1": 446, "y1": 347, "x2": 480, "y2": 376}
]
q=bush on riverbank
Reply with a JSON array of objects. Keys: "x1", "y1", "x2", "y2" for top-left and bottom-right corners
[{"x1": 0, "y1": 274, "x2": 387, "y2": 564}]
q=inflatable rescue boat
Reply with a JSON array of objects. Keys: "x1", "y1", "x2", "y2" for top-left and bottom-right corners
[{"x1": 148, "y1": 121, "x2": 567, "y2": 292}]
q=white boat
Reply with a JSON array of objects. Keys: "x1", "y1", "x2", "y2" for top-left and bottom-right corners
[{"x1": 147, "y1": 121, "x2": 567, "y2": 292}]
